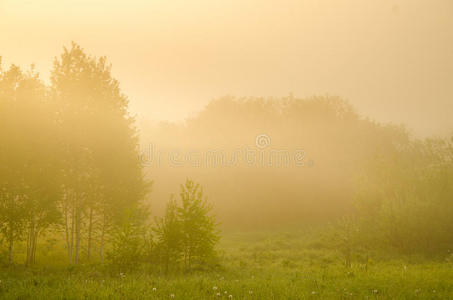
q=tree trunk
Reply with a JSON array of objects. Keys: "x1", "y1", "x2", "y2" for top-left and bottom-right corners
[
  {"x1": 26, "y1": 220, "x2": 35, "y2": 266},
  {"x1": 87, "y1": 206, "x2": 93, "y2": 261},
  {"x1": 99, "y1": 211, "x2": 106, "y2": 264},
  {"x1": 8, "y1": 226, "x2": 13, "y2": 265},
  {"x1": 70, "y1": 202, "x2": 75, "y2": 264},
  {"x1": 64, "y1": 197, "x2": 72, "y2": 264},
  {"x1": 75, "y1": 202, "x2": 81, "y2": 264},
  {"x1": 32, "y1": 231, "x2": 38, "y2": 265}
]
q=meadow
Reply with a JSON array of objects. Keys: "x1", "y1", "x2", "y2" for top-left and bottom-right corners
[
  {"x1": 2, "y1": 35, "x2": 453, "y2": 300},
  {"x1": 1, "y1": 230, "x2": 452, "y2": 300}
]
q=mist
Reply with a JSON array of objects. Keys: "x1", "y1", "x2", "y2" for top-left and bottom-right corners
[
  {"x1": 1, "y1": 0, "x2": 452, "y2": 136},
  {"x1": 1, "y1": 1, "x2": 453, "y2": 299}
]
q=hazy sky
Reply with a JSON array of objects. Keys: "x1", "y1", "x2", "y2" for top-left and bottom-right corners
[{"x1": 1, "y1": 0, "x2": 452, "y2": 136}]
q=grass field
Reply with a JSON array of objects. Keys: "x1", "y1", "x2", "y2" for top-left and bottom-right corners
[{"x1": 1, "y1": 230, "x2": 452, "y2": 299}]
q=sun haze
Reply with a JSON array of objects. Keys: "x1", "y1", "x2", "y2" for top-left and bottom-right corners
[{"x1": 1, "y1": 0, "x2": 452, "y2": 136}]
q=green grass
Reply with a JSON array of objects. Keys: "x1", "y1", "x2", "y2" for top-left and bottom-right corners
[{"x1": 1, "y1": 230, "x2": 452, "y2": 299}]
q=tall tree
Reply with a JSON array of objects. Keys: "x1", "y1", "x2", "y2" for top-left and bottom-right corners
[
  {"x1": 51, "y1": 43, "x2": 149, "y2": 264},
  {"x1": 0, "y1": 63, "x2": 61, "y2": 265}
]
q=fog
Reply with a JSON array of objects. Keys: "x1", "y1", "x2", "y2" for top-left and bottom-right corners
[
  {"x1": 1, "y1": 0, "x2": 452, "y2": 136},
  {"x1": 3, "y1": 2, "x2": 453, "y2": 291}
]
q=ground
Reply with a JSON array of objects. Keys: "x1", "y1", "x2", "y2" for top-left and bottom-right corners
[{"x1": 1, "y1": 230, "x2": 452, "y2": 299}]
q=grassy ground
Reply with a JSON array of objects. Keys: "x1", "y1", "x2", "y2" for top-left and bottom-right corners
[{"x1": 1, "y1": 230, "x2": 452, "y2": 299}]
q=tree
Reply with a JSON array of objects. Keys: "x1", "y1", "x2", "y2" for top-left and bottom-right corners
[
  {"x1": 107, "y1": 208, "x2": 148, "y2": 270},
  {"x1": 153, "y1": 196, "x2": 182, "y2": 272},
  {"x1": 153, "y1": 180, "x2": 220, "y2": 272},
  {"x1": 178, "y1": 180, "x2": 219, "y2": 270},
  {"x1": 0, "y1": 63, "x2": 62, "y2": 265},
  {"x1": 51, "y1": 43, "x2": 149, "y2": 264},
  {"x1": 355, "y1": 135, "x2": 453, "y2": 255},
  {"x1": 0, "y1": 64, "x2": 26, "y2": 265}
]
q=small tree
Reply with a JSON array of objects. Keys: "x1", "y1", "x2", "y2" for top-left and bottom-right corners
[
  {"x1": 178, "y1": 179, "x2": 219, "y2": 271},
  {"x1": 107, "y1": 208, "x2": 148, "y2": 270},
  {"x1": 153, "y1": 196, "x2": 182, "y2": 273},
  {"x1": 153, "y1": 180, "x2": 220, "y2": 272}
]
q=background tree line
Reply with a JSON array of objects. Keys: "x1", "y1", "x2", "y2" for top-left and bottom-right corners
[
  {"x1": 140, "y1": 96, "x2": 408, "y2": 227},
  {"x1": 141, "y1": 94, "x2": 453, "y2": 257}
]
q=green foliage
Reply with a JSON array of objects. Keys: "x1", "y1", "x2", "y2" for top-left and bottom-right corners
[
  {"x1": 107, "y1": 213, "x2": 148, "y2": 271},
  {"x1": 153, "y1": 180, "x2": 220, "y2": 272},
  {"x1": 0, "y1": 44, "x2": 149, "y2": 266},
  {"x1": 153, "y1": 197, "x2": 182, "y2": 272},
  {"x1": 354, "y1": 135, "x2": 453, "y2": 256},
  {"x1": 178, "y1": 179, "x2": 220, "y2": 270}
]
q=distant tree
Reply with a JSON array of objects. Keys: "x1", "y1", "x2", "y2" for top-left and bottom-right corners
[{"x1": 355, "y1": 135, "x2": 453, "y2": 255}]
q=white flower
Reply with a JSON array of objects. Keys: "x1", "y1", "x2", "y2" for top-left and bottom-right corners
[
  {"x1": 249, "y1": 291, "x2": 253, "y2": 295},
  {"x1": 228, "y1": 295, "x2": 233, "y2": 299},
  {"x1": 213, "y1": 286, "x2": 218, "y2": 290},
  {"x1": 216, "y1": 293, "x2": 221, "y2": 296},
  {"x1": 373, "y1": 289, "x2": 378, "y2": 293},
  {"x1": 153, "y1": 287, "x2": 157, "y2": 292},
  {"x1": 170, "y1": 294, "x2": 175, "y2": 298},
  {"x1": 224, "y1": 291, "x2": 228, "y2": 294},
  {"x1": 312, "y1": 291, "x2": 316, "y2": 295}
]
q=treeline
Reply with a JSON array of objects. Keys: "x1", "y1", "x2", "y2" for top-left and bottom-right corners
[
  {"x1": 141, "y1": 96, "x2": 408, "y2": 227},
  {"x1": 0, "y1": 44, "x2": 219, "y2": 269},
  {"x1": 335, "y1": 135, "x2": 453, "y2": 258},
  {"x1": 143, "y1": 94, "x2": 453, "y2": 256}
]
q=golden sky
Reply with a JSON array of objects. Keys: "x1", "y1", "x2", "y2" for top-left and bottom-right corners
[{"x1": 1, "y1": 0, "x2": 452, "y2": 136}]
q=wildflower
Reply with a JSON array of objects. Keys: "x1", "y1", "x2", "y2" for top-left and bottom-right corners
[
  {"x1": 312, "y1": 291, "x2": 316, "y2": 295},
  {"x1": 229, "y1": 295, "x2": 233, "y2": 299},
  {"x1": 224, "y1": 291, "x2": 228, "y2": 294},
  {"x1": 213, "y1": 286, "x2": 218, "y2": 290},
  {"x1": 170, "y1": 294, "x2": 175, "y2": 298},
  {"x1": 373, "y1": 289, "x2": 378, "y2": 293},
  {"x1": 216, "y1": 293, "x2": 221, "y2": 296},
  {"x1": 153, "y1": 287, "x2": 157, "y2": 292},
  {"x1": 249, "y1": 290, "x2": 253, "y2": 295}
]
